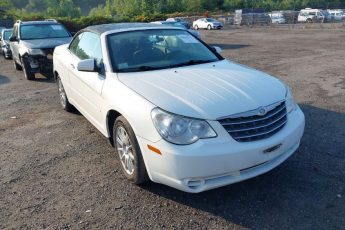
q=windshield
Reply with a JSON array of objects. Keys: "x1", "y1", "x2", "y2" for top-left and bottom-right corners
[
  {"x1": 107, "y1": 29, "x2": 221, "y2": 72},
  {"x1": 20, "y1": 24, "x2": 70, "y2": 40},
  {"x1": 3, "y1": 30, "x2": 12, "y2": 40},
  {"x1": 206, "y1": 18, "x2": 218, "y2": 22}
]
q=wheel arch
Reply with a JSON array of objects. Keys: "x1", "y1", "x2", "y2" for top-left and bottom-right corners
[
  {"x1": 106, "y1": 109, "x2": 122, "y2": 146},
  {"x1": 53, "y1": 70, "x2": 59, "y2": 81}
]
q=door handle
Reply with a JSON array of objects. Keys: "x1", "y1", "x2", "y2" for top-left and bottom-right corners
[{"x1": 70, "y1": 64, "x2": 75, "y2": 69}]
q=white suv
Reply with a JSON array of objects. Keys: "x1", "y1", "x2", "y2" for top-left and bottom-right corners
[
  {"x1": 298, "y1": 8, "x2": 325, "y2": 23},
  {"x1": 53, "y1": 23, "x2": 305, "y2": 193}
]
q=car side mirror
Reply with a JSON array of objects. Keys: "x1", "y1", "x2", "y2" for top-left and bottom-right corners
[
  {"x1": 9, "y1": 36, "x2": 18, "y2": 42},
  {"x1": 213, "y1": 46, "x2": 222, "y2": 54},
  {"x1": 77, "y1": 59, "x2": 97, "y2": 72}
]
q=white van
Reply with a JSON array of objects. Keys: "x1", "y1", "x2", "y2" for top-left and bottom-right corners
[{"x1": 298, "y1": 8, "x2": 325, "y2": 23}]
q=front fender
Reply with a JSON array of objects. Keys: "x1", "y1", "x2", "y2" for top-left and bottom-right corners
[{"x1": 102, "y1": 75, "x2": 162, "y2": 143}]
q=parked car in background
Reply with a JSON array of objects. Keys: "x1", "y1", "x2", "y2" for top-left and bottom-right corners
[
  {"x1": 0, "y1": 27, "x2": 6, "y2": 34},
  {"x1": 193, "y1": 18, "x2": 223, "y2": 30},
  {"x1": 298, "y1": 8, "x2": 325, "y2": 23},
  {"x1": 166, "y1": 17, "x2": 190, "y2": 29},
  {"x1": 151, "y1": 21, "x2": 201, "y2": 39},
  {"x1": 9, "y1": 19, "x2": 72, "y2": 80},
  {"x1": 322, "y1": 10, "x2": 334, "y2": 22},
  {"x1": 1, "y1": 28, "x2": 13, "y2": 59},
  {"x1": 269, "y1": 11, "x2": 286, "y2": 24},
  {"x1": 235, "y1": 8, "x2": 272, "y2": 26},
  {"x1": 328, "y1": 9, "x2": 344, "y2": 21},
  {"x1": 53, "y1": 23, "x2": 305, "y2": 193}
]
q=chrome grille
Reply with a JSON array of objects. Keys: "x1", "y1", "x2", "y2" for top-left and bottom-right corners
[{"x1": 218, "y1": 101, "x2": 287, "y2": 142}]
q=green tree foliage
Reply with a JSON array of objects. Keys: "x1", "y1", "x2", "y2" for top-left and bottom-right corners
[
  {"x1": 0, "y1": 0, "x2": 13, "y2": 10},
  {"x1": 47, "y1": 0, "x2": 82, "y2": 18},
  {"x1": 2, "y1": 0, "x2": 345, "y2": 20}
]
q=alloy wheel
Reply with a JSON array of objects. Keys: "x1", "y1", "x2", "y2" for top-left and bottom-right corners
[{"x1": 116, "y1": 126, "x2": 135, "y2": 175}]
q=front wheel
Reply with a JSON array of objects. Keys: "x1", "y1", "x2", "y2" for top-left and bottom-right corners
[
  {"x1": 207, "y1": 24, "x2": 212, "y2": 30},
  {"x1": 113, "y1": 116, "x2": 149, "y2": 184},
  {"x1": 194, "y1": 25, "x2": 199, "y2": 30},
  {"x1": 21, "y1": 58, "x2": 35, "y2": 80},
  {"x1": 13, "y1": 59, "x2": 22, "y2": 70}
]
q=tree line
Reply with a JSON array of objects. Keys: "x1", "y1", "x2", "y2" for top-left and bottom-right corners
[{"x1": 1, "y1": 0, "x2": 344, "y2": 19}]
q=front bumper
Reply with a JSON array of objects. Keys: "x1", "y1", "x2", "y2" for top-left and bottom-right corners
[
  {"x1": 23, "y1": 55, "x2": 53, "y2": 73},
  {"x1": 138, "y1": 106, "x2": 305, "y2": 193},
  {"x1": 212, "y1": 25, "x2": 223, "y2": 29}
]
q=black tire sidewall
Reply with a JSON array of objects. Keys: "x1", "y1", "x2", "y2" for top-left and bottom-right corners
[
  {"x1": 21, "y1": 58, "x2": 35, "y2": 80},
  {"x1": 14, "y1": 59, "x2": 22, "y2": 70},
  {"x1": 56, "y1": 76, "x2": 74, "y2": 112},
  {"x1": 113, "y1": 116, "x2": 148, "y2": 184}
]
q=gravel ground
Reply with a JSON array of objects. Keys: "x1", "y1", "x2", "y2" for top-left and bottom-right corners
[{"x1": 0, "y1": 27, "x2": 344, "y2": 229}]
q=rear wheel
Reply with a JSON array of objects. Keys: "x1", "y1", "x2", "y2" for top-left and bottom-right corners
[
  {"x1": 57, "y1": 76, "x2": 74, "y2": 112},
  {"x1": 306, "y1": 18, "x2": 313, "y2": 23},
  {"x1": 113, "y1": 116, "x2": 149, "y2": 184},
  {"x1": 194, "y1": 25, "x2": 199, "y2": 30}
]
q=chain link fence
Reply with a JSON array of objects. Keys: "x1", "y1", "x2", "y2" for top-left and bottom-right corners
[{"x1": 180, "y1": 9, "x2": 345, "y2": 30}]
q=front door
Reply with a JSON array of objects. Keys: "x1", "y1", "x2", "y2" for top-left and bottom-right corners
[{"x1": 67, "y1": 31, "x2": 105, "y2": 130}]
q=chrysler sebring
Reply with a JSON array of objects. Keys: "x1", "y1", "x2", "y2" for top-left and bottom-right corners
[{"x1": 53, "y1": 23, "x2": 305, "y2": 193}]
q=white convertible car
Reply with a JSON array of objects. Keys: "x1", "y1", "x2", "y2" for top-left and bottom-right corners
[{"x1": 53, "y1": 23, "x2": 305, "y2": 193}]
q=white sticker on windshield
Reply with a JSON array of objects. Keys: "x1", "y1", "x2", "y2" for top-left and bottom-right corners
[
  {"x1": 118, "y1": 63, "x2": 128, "y2": 69},
  {"x1": 177, "y1": 34, "x2": 199, "y2": 43},
  {"x1": 51, "y1": 25, "x2": 63, "y2": 30}
]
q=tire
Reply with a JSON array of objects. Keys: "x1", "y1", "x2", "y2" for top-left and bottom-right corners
[
  {"x1": 113, "y1": 116, "x2": 149, "y2": 184},
  {"x1": 306, "y1": 19, "x2": 312, "y2": 23},
  {"x1": 194, "y1": 25, "x2": 199, "y2": 30},
  {"x1": 21, "y1": 58, "x2": 35, "y2": 80},
  {"x1": 4, "y1": 53, "x2": 11, "y2": 60},
  {"x1": 207, "y1": 24, "x2": 212, "y2": 30},
  {"x1": 13, "y1": 59, "x2": 22, "y2": 70},
  {"x1": 56, "y1": 76, "x2": 75, "y2": 112}
]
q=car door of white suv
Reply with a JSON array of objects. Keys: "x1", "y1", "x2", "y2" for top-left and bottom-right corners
[{"x1": 67, "y1": 31, "x2": 105, "y2": 130}]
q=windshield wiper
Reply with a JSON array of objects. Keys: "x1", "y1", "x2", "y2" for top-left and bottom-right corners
[
  {"x1": 119, "y1": 65, "x2": 162, "y2": 72},
  {"x1": 167, "y1": 59, "x2": 216, "y2": 68}
]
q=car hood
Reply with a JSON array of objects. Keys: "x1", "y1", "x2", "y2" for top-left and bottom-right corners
[
  {"x1": 19, "y1": 37, "x2": 72, "y2": 49},
  {"x1": 118, "y1": 60, "x2": 286, "y2": 120},
  {"x1": 188, "y1": 29, "x2": 201, "y2": 38}
]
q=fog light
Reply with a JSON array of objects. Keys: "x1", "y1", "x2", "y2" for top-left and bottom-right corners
[
  {"x1": 186, "y1": 179, "x2": 205, "y2": 188},
  {"x1": 29, "y1": 58, "x2": 39, "y2": 68}
]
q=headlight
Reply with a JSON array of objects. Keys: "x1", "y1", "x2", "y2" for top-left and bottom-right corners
[
  {"x1": 285, "y1": 87, "x2": 297, "y2": 113},
  {"x1": 151, "y1": 108, "x2": 217, "y2": 145},
  {"x1": 27, "y1": 48, "x2": 44, "y2": 55}
]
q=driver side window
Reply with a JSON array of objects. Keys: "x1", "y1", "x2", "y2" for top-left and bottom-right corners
[{"x1": 69, "y1": 32, "x2": 103, "y2": 65}]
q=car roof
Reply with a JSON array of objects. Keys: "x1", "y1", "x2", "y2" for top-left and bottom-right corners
[{"x1": 85, "y1": 23, "x2": 182, "y2": 35}]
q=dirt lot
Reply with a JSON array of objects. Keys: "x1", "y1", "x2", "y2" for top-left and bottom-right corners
[{"x1": 0, "y1": 27, "x2": 344, "y2": 229}]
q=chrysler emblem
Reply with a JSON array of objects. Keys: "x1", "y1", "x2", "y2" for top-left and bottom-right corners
[{"x1": 258, "y1": 107, "x2": 267, "y2": 116}]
